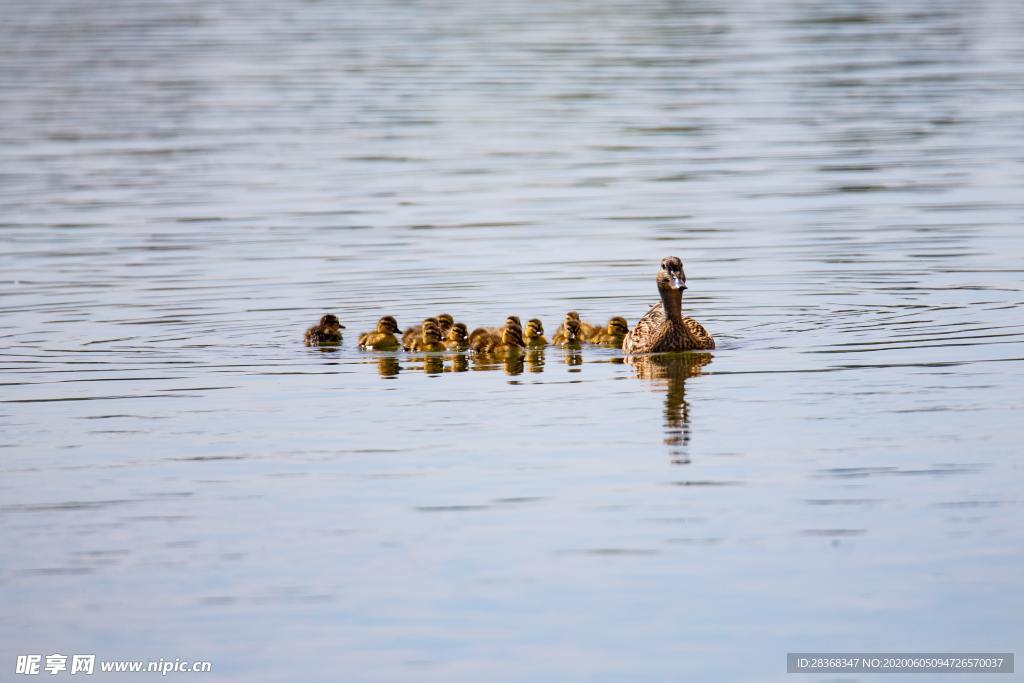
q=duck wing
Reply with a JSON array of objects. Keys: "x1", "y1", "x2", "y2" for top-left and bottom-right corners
[{"x1": 682, "y1": 316, "x2": 716, "y2": 350}]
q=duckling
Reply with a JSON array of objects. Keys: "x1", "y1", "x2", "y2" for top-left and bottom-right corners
[
  {"x1": 473, "y1": 315, "x2": 522, "y2": 353},
  {"x1": 468, "y1": 326, "x2": 493, "y2": 352},
  {"x1": 553, "y1": 314, "x2": 584, "y2": 350},
  {"x1": 407, "y1": 320, "x2": 446, "y2": 352},
  {"x1": 402, "y1": 317, "x2": 438, "y2": 350},
  {"x1": 552, "y1": 311, "x2": 597, "y2": 345},
  {"x1": 436, "y1": 313, "x2": 455, "y2": 337},
  {"x1": 486, "y1": 323, "x2": 526, "y2": 357},
  {"x1": 590, "y1": 316, "x2": 630, "y2": 346},
  {"x1": 444, "y1": 322, "x2": 470, "y2": 351},
  {"x1": 487, "y1": 315, "x2": 522, "y2": 337},
  {"x1": 622, "y1": 256, "x2": 715, "y2": 353},
  {"x1": 304, "y1": 314, "x2": 344, "y2": 346},
  {"x1": 524, "y1": 318, "x2": 549, "y2": 349},
  {"x1": 358, "y1": 315, "x2": 401, "y2": 351}
]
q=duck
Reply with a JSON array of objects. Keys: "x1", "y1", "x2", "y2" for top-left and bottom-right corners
[
  {"x1": 304, "y1": 314, "x2": 344, "y2": 346},
  {"x1": 486, "y1": 315, "x2": 521, "y2": 337},
  {"x1": 358, "y1": 315, "x2": 401, "y2": 351},
  {"x1": 590, "y1": 316, "x2": 630, "y2": 346},
  {"x1": 524, "y1": 318, "x2": 549, "y2": 349},
  {"x1": 402, "y1": 317, "x2": 438, "y2": 350},
  {"x1": 553, "y1": 313, "x2": 584, "y2": 350},
  {"x1": 488, "y1": 324, "x2": 526, "y2": 357},
  {"x1": 471, "y1": 315, "x2": 522, "y2": 353},
  {"x1": 473, "y1": 318, "x2": 525, "y2": 357},
  {"x1": 444, "y1": 322, "x2": 470, "y2": 351},
  {"x1": 407, "y1": 319, "x2": 446, "y2": 352},
  {"x1": 436, "y1": 313, "x2": 455, "y2": 337},
  {"x1": 552, "y1": 311, "x2": 598, "y2": 345},
  {"x1": 621, "y1": 256, "x2": 715, "y2": 354}
]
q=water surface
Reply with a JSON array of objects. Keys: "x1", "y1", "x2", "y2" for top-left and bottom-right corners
[{"x1": 2, "y1": 1, "x2": 1023, "y2": 681}]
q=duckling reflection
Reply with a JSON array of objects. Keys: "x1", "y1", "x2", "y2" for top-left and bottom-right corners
[
  {"x1": 626, "y1": 352, "x2": 713, "y2": 463},
  {"x1": 445, "y1": 353, "x2": 469, "y2": 373},
  {"x1": 375, "y1": 356, "x2": 401, "y2": 378}
]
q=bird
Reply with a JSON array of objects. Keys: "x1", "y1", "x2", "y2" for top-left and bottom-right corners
[
  {"x1": 554, "y1": 314, "x2": 584, "y2": 350},
  {"x1": 358, "y1": 316, "x2": 401, "y2": 351},
  {"x1": 621, "y1": 256, "x2": 715, "y2": 354},
  {"x1": 304, "y1": 314, "x2": 344, "y2": 346},
  {"x1": 472, "y1": 317, "x2": 525, "y2": 356},
  {"x1": 590, "y1": 316, "x2": 630, "y2": 346},
  {"x1": 407, "y1": 319, "x2": 446, "y2": 352},
  {"x1": 444, "y1": 322, "x2": 470, "y2": 351},
  {"x1": 524, "y1": 318, "x2": 549, "y2": 349},
  {"x1": 436, "y1": 313, "x2": 455, "y2": 337},
  {"x1": 402, "y1": 317, "x2": 438, "y2": 350},
  {"x1": 552, "y1": 311, "x2": 598, "y2": 345}
]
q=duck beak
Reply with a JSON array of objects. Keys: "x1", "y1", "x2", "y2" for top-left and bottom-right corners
[
  {"x1": 339, "y1": 324, "x2": 347, "y2": 329},
  {"x1": 671, "y1": 275, "x2": 686, "y2": 290}
]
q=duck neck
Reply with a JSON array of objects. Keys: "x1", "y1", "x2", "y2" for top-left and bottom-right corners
[{"x1": 658, "y1": 282, "x2": 684, "y2": 323}]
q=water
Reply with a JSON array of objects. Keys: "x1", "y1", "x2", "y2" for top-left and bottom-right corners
[{"x1": 2, "y1": 1, "x2": 1023, "y2": 680}]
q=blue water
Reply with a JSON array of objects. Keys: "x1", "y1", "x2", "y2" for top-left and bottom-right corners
[{"x1": 2, "y1": 1, "x2": 1023, "y2": 681}]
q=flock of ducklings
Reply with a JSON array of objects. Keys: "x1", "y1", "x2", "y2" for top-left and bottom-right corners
[
  {"x1": 304, "y1": 311, "x2": 631, "y2": 354},
  {"x1": 304, "y1": 256, "x2": 716, "y2": 354}
]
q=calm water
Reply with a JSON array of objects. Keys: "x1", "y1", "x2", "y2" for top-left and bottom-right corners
[{"x1": 2, "y1": 1, "x2": 1023, "y2": 681}]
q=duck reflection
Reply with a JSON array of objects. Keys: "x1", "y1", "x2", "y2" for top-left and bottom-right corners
[{"x1": 625, "y1": 352, "x2": 713, "y2": 463}]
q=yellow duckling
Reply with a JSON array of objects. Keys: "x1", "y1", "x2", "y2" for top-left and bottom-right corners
[
  {"x1": 407, "y1": 320, "x2": 446, "y2": 352},
  {"x1": 556, "y1": 316, "x2": 584, "y2": 350},
  {"x1": 402, "y1": 317, "x2": 438, "y2": 350},
  {"x1": 358, "y1": 315, "x2": 401, "y2": 351},
  {"x1": 436, "y1": 313, "x2": 455, "y2": 337},
  {"x1": 552, "y1": 311, "x2": 597, "y2": 345},
  {"x1": 487, "y1": 323, "x2": 527, "y2": 357},
  {"x1": 444, "y1": 322, "x2": 470, "y2": 351},
  {"x1": 590, "y1": 316, "x2": 630, "y2": 346},
  {"x1": 472, "y1": 315, "x2": 522, "y2": 353},
  {"x1": 524, "y1": 318, "x2": 548, "y2": 349},
  {"x1": 304, "y1": 314, "x2": 345, "y2": 346}
]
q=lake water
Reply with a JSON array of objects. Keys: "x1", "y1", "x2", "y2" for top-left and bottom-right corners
[{"x1": 2, "y1": 1, "x2": 1023, "y2": 681}]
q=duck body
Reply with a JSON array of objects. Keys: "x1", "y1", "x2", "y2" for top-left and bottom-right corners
[
  {"x1": 444, "y1": 322, "x2": 470, "y2": 351},
  {"x1": 622, "y1": 256, "x2": 715, "y2": 354},
  {"x1": 359, "y1": 316, "x2": 401, "y2": 351},
  {"x1": 305, "y1": 314, "x2": 344, "y2": 346},
  {"x1": 524, "y1": 318, "x2": 548, "y2": 349},
  {"x1": 407, "y1": 319, "x2": 445, "y2": 352},
  {"x1": 555, "y1": 315, "x2": 584, "y2": 350},
  {"x1": 591, "y1": 316, "x2": 630, "y2": 346}
]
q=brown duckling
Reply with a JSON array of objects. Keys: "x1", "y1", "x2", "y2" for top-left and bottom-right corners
[
  {"x1": 468, "y1": 326, "x2": 493, "y2": 352},
  {"x1": 407, "y1": 319, "x2": 446, "y2": 352},
  {"x1": 444, "y1": 322, "x2": 470, "y2": 351},
  {"x1": 524, "y1": 318, "x2": 548, "y2": 349},
  {"x1": 304, "y1": 314, "x2": 344, "y2": 346},
  {"x1": 590, "y1": 316, "x2": 630, "y2": 346},
  {"x1": 622, "y1": 256, "x2": 715, "y2": 353},
  {"x1": 402, "y1": 317, "x2": 438, "y2": 350},
  {"x1": 486, "y1": 323, "x2": 527, "y2": 357},
  {"x1": 555, "y1": 315, "x2": 584, "y2": 350},
  {"x1": 552, "y1": 311, "x2": 597, "y2": 345},
  {"x1": 358, "y1": 315, "x2": 401, "y2": 351},
  {"x1": 436, "y1": 313, "x2": 455, "y2": 337},
  {"x1": 472, "y1": 315, "x2": 522, "y2": 353}
]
